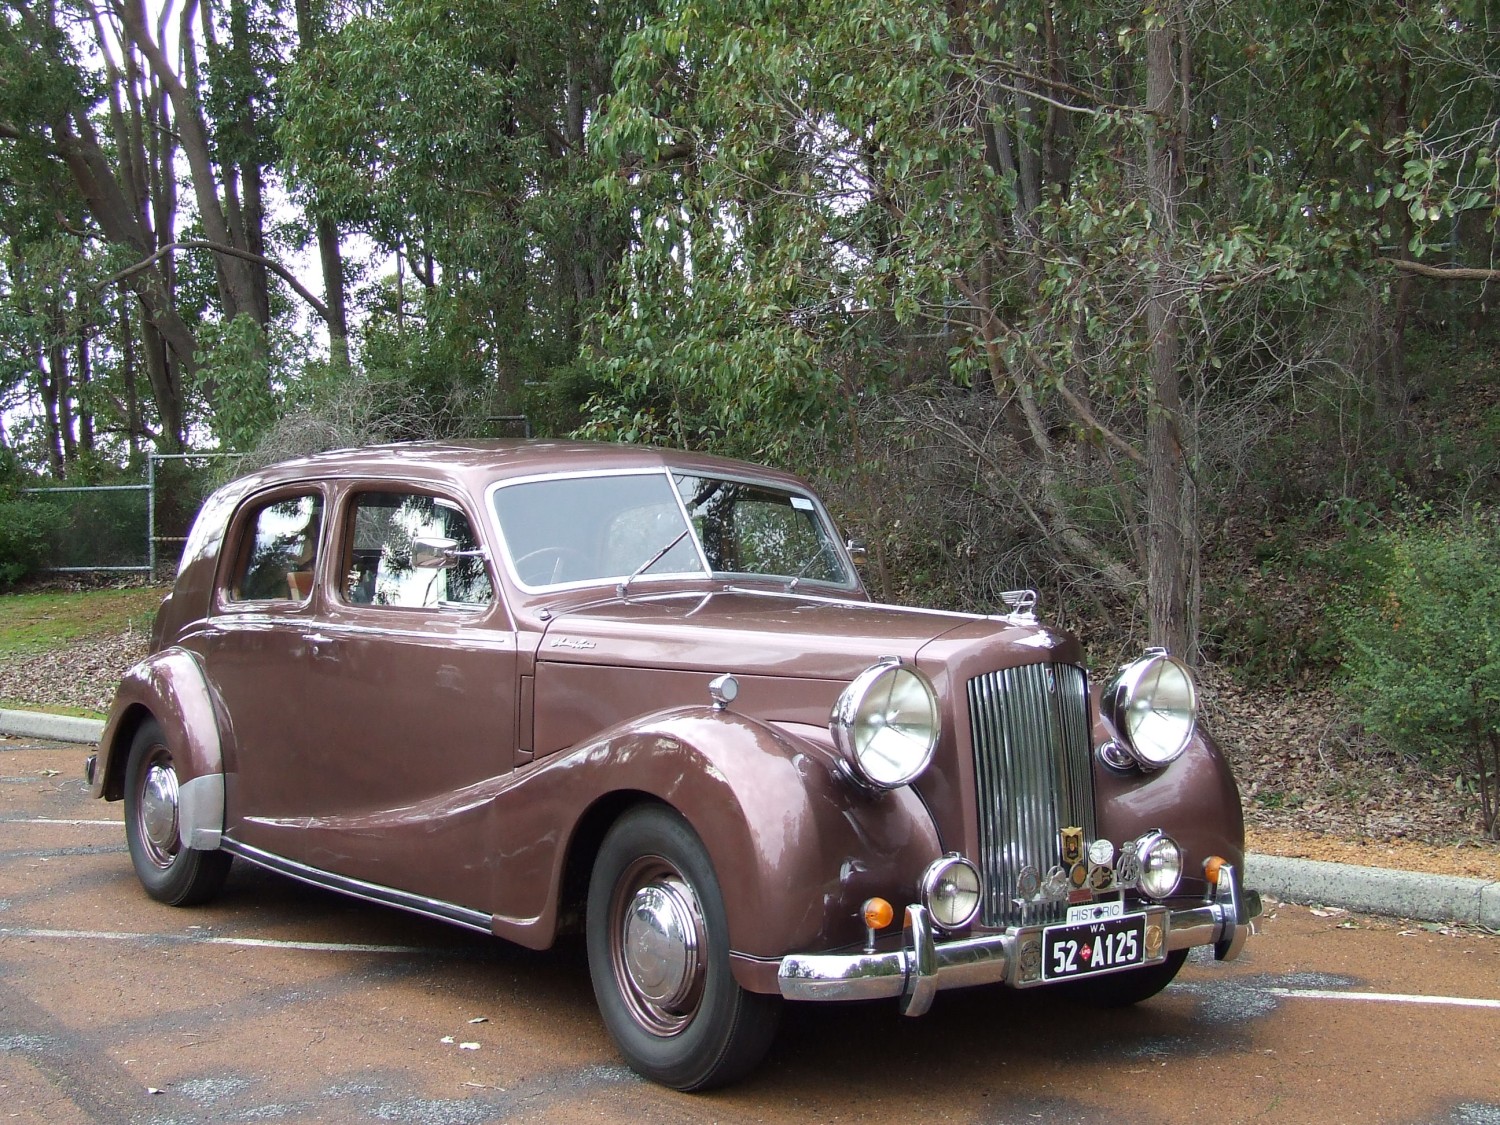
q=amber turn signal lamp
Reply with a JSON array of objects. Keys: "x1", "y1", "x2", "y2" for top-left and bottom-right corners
[
  {"x1": 862, "y1": 897, "x2": 895, "y2": 930},
  {"x1": 1203, "y1": 855, "x2": 1226, "y2": 886}
]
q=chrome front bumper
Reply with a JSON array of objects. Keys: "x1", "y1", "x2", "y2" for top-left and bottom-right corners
[{"x1": 778, "y1": 864, "x2": 1260, "y2": 1016}]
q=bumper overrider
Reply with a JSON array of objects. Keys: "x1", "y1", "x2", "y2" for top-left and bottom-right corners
[{"x1": 778, "y1": 862, "x2": 1260, "y2": 1017}]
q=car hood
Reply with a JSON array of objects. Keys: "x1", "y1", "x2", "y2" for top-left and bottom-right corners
[{"x1": 538, "y1": 588, "x2": 1033, "y2": 682}]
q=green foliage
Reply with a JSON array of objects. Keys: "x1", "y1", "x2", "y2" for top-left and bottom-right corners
[
  {"x1": 279, "y1": 0, "x2": 634, "y2": 417},
  {"x1": 0, "y1": 452, "x2": 60, "y2": 587},
  {"x1": 196, "y1": 314, "x2": 275, "y2": 451},
  {"x1": 22, "y1": 486, "x2": 149, "y2": 571},
  {"x1": 0, "y1": 493, "x2": 66, "y2": 589},
  {"x1": 1203, "y1": 518, "x2": 1392, "y2": 687},
  {"x1": 1342, "y1": 515, "x2": 1500, "y2": 838}
]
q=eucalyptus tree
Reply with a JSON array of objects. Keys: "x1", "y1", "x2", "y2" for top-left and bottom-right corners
[
  {"x1": 280, "y1": 0, "x2": 641, "y2": 420},
  {"x1": 584, "y1": 0, "x2": 1483, "y2": 660},
  {"x1": 1, "y1": 0, "x2": 353, "y2": 458},
  {"x1": 2, "y1": 0, "x2": 196, "y2": 449}
]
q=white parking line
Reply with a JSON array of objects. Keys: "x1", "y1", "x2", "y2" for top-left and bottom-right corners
[
  {"x1": 1265, "y1": 987, "x2": 1500, "y2": 1010},
  {"x1": 2, "y1": 818, "x2": 122, "y2": 827},
  {"x1": 2, "y1": 928, "x2": 1494, "y2": 1010},
  {"x1": 0, "y1": 926, "x2": 444, "y2": 955}
]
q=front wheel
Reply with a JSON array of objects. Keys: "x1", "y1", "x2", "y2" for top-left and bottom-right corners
[
  {"x1": 123, "y1": 719, "x2": 231, "y2": 906},
  {"x1": 586, "y1": 805, "x2": 780, "y2": 1090}
]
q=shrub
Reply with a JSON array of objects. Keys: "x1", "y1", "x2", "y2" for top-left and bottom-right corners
[
  {"x1": 1342, "y1": 515, "x2": 1500, "y2": 839},
  {"x1": 0, "y1": 493, "x2": 68, "y2": 589}
]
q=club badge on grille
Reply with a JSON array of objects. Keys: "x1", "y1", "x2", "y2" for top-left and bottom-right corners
[{"x1": 1060, "y1": 826, "x2": 1084, "y2": 867}]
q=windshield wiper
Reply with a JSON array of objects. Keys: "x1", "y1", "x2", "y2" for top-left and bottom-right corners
[
  {"x1": 617, "y1": 528, "x2": 693, "y2": 597},
  {"x1": 786, "y1": 546, "x2": 833, "y2": 592}
]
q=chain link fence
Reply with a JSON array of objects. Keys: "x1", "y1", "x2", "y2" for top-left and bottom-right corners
[{"x1": 22, "y1": 452, "x2": 242, "y2": 579}]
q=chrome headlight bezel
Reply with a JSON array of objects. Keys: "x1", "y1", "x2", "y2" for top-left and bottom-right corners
[
  {"x1": 831, "y1": 660, "x2": 940, "y2": 790},
  {"x1": 920, "y1": 854, "x2": 982, "y2": 931},
  {"x1": 1100, "y1": 649, "x2": 1198, "y2": 770}
]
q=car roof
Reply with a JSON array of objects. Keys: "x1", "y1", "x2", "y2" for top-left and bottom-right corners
[{"x1": 232, "y1": 440, "x2": 813, "y2": 494}]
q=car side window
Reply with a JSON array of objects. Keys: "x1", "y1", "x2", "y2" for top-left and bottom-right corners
[
  {"x1": 733, "y1": 496, "x2": 843, "y2": 582},
  {"x1": 344, "y1": 492, "x2": 494, "y2": 609},
  {"x1": 230, "y1": 494, "x2": 324, "y2": 602}
]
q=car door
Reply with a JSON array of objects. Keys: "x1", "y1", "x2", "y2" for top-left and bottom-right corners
[
  {"x1": 287, "y1": 486, "x2": 518, "y2": 912},
  {"x1": 198, "y1": 486, "x2": 327, "y2": 850}
]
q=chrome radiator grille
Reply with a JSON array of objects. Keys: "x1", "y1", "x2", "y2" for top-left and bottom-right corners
[{"x1": 968, "y1": 662, "x2": 1095, "y2": 927}]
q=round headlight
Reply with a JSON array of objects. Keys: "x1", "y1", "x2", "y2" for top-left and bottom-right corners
[
  {"x1": 1101, "y1": 650, "x2": 1198, "y2": 769},
  {"x1": 1136, "y1": 831, "x2": 1183, "y2": 899},
  {"x1": 921, "y1": 854, "x2": 982, "y2": 930},
  {"x1": 831, "y1": 661, "x2": 939, "y2": 789}
]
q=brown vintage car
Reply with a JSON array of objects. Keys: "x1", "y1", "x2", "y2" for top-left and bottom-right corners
[{"x1": 89, "y1": 440, "x2": 1259, "y2": 1089}]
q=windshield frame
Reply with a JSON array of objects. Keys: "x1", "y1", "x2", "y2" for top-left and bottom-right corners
[{"x1": 486, "y1": 467, "x2": 859, "y2": 595}]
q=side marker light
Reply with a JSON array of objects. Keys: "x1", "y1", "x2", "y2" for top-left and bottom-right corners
[{"x1": 862, "y1": 897, "x2": 894, "y2": 930}]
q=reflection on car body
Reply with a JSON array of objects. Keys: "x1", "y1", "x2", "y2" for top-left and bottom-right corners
[{"x1": 89, "y1": 440, "x2": 1260, "y2": 1090}]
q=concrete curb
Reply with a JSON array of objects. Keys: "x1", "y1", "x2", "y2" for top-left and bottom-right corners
[
  {"x1": 0, "y1": 709, "x2": 105, "y2": 745},
  {"x1": 1246, "y1": 853, "x2": 1500, "y2": 931},
  {"x1": 2, "y1": 709, "x2": 1496, "y2": 930}
]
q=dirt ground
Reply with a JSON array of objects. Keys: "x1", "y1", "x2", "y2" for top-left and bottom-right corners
[{"x1": 1248, "y1": 826, "x2": 1500, "y2": 881}]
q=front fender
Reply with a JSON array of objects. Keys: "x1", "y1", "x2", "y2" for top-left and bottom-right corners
[
  {"x1": 489, "y1": 707, "x2": 941, "y2": 966},
  {"x1": 96, "y1": 647, "x2": 226, "y2": 849},
  {"x1": 1093, "y1": 718, "x2": 1246, "y2": 899}
]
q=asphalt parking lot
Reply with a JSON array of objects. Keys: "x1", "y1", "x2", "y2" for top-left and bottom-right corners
[{"x1": 2, "y1": 734, "x2": 1497, "y2": 1124}]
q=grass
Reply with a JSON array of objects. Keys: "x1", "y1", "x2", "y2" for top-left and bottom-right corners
[
  {"x1": 0, "y1": 584, "x2": 167, "y2": 655},
  {"x1": 0, "y1": 699, "x2": 108, "y2": 718}
]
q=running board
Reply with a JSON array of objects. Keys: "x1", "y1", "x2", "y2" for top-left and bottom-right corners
[{"x1": 219, "y1": 839, "x2": 494, "y2": 936}]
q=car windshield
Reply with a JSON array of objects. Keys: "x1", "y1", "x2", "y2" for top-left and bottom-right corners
[{"x1": 491, "y1": 470, "x2": 854, "y2": 591}]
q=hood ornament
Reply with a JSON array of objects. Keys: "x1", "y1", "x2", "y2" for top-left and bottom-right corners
[{"x1": 999, "y1": 589, "x2": 1038, "y2": 623}]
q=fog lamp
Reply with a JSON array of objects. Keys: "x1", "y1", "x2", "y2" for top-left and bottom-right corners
[
  {"x1": 920, "y1": 854, "x2": 982, "y2": 930},
  {"x1": 1136, "y1": 831, "x2": 1184, "y2": 899}
]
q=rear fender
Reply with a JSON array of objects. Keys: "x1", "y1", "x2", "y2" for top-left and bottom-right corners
[
  {"x1": 491, "y1": 708, "x2": 940, "y2": 973},
  {"x1": 96, "y1": 647, "x2": 226, "y2": 850}
]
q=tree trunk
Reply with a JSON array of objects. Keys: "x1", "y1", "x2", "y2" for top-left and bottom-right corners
[
  {"x1": 1143, "y1": 4, "x2": 1198, "y2": 663},
  {"x1": 77, "y1": 327, "x2": 95, "y2": 456},
  {"x1": 120, "y1": 294, "x2": 143, "y2": 457},
  {"x1": 50, "y1": 312, "x2": 77, "y2": 470},
  {"x1": 116, "y1": 0, "x2": 261, "y2": 326},
  {"x1": 293, "y1": 0, "x2": 352, "y2": 373}
]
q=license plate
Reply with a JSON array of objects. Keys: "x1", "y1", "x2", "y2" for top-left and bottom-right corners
[{"x1": 1042, "y1": 912, "x2": 1147, "y2": 980}]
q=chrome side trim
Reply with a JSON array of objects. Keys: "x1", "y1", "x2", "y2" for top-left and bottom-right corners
[{"x1": 219, "y1": 839, "x2": 494, "y2": 935}]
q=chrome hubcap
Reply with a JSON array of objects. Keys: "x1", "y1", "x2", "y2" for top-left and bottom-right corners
[
  {"x1": 139, "y1": 754, "x2": 180, "y2": 867},
  {"x1": 612, "y1": 862, "x2": 707, "y2": 1036},
  {"x1": 623, "y1": 879, "x2": 701, "y2": 1009}
]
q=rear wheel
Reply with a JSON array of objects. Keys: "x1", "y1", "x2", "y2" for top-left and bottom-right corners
[
  {"x1": 1054, "y1": 948, "x2": 1188, "y2": 1007},
  {"x1": 123, "y1": 719, "x2": 231, "y2": 906},
  {"x1": 586, "y1": 805, "x2": 780, "y2": 1090}
]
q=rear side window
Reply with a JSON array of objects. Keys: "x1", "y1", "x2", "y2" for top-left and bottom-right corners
[
  {"x1": 229, "y1": 494, "x2": 324, "y2": 602},
  {"x1": 344, "y1": 492, "x2": 493, "y2": 609}
]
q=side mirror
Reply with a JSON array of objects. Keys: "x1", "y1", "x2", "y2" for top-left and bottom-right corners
[
  {"x1": 846, "y1": 538, "x2": 868, "y2": 566},
  {"x1": 412, "y1": 536, "x2": 459, "y2": 569}
]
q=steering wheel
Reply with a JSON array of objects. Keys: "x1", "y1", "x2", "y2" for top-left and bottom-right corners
[{"x1": 514, "y1": 546, "x2": 588, "y2": 586}]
